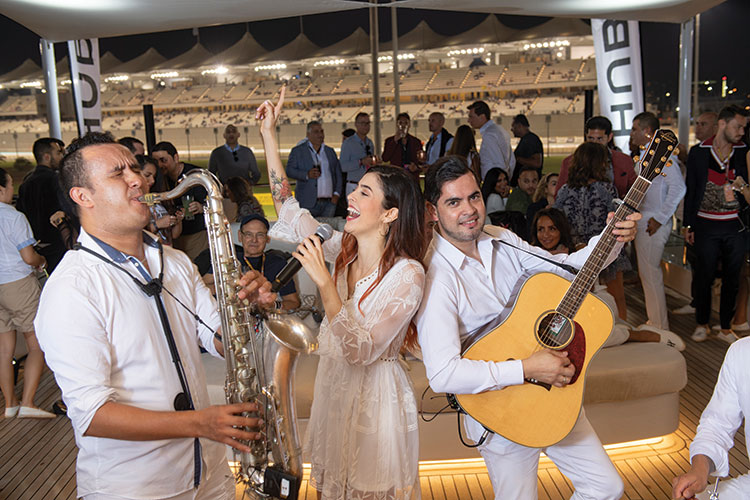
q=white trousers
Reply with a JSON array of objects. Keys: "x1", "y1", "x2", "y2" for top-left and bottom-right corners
[
  {"x1": 466, "y1": 410, "x2": 624, "y2": 499},
  {"x1": 83, "y1": 451, "x2": 235, "y2": 500},
  {"x1": 696, "y1": 474, "x2": 750, "y2": 500},
  {"x1": 635, "y1": 217, "x2": 672, "y2": 330}
]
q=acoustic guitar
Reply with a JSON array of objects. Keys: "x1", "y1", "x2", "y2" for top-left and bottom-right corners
[{"x1": 454, "y1": 129, "x2": 679, "y2": 448}]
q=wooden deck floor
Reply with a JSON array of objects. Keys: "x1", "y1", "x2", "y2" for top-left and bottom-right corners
[{"x1": 1, "y1": 282, "x2": 747, "y2": 500}]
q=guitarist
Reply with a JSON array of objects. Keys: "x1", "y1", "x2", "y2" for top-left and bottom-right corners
[{"x1": 415, "y1": 156, "x2": 641, "y2": 499}]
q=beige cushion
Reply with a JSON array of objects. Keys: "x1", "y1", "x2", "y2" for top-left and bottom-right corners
[{"x1": 583, "y1": 343, "x2": 687, "y2": 404}]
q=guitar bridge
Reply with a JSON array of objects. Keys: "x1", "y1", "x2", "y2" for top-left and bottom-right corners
[{"x1": 524, "y1": 377, "x2": 551, "y2": 391}]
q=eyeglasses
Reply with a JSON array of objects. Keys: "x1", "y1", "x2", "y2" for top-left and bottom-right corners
[
  {"x1": 232, "y1": 151, "x2": 238, "y2": 162},
  {"x1": 240, "y1": 230, "x2": 267, "y2": 240}
]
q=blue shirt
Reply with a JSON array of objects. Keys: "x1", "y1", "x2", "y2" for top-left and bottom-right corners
[
  {"x1": 0, "y1": 202, "x2": 36, "y2": 284},
  {"x1": 340, "y1": 134, "x2": 375, "y2": 183}
]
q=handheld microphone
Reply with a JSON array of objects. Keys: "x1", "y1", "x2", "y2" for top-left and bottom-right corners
[{"x1": 270, "y1": 224, "x2": 334, "y2": 293}]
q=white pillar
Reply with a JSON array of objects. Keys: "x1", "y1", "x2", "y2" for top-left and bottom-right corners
[
  {"x1": 677, "y1": 19, "x2": 694, "y2": 146},
  {"x1": 369, "y1": 0, "x2": 382, "y2": 156},
  {"x1": 40, "y1": 39, "x2": 62, "y2": 140},
  {"x1": 392, "y1": 5, "x2": 400, "y2": 119}
]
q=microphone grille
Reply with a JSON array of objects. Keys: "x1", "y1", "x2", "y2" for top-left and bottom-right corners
[{"x1": 315, "y1": 223, "x2": 335, "y2": 242}]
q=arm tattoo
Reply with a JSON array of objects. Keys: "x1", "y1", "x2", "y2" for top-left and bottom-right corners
[{"x1": 270, "y1": 170, "x2": 293, "y2": 202}]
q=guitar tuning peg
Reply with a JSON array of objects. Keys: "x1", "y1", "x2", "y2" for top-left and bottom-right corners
[
  {"x1": 666, "y1": 161, "x2": 673, "y2": 167},
  {"x1": 633, "y1": 156, "x2": 640, "y2": 163},
  {"x1": 667, "y1": 145, "x2": 674, "y2": 151},
  {"x1": 639, "y1": 145, "x2": 646, "y2": 150},
  {"x1": 674, "y1": 148, "x2": 680, "y2": 156},
  {"x1": 662, "y1": 172, "x2": 667, "y2": 177}
]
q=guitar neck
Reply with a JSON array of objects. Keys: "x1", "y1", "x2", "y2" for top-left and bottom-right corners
[{"x1": 557, "y1": 176, "x2": 651, "y2": 318}]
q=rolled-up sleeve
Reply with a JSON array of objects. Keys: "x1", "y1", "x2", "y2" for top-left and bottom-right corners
[
  {"x1": 416, "y1": 275, "x2": 524, "y2": 395},
  {"x1": 35, "y1": 277, "x2": 116, "y2": 436},
  {"x1": 690, "y1": 343, "x2": 744, "y2": 477}
]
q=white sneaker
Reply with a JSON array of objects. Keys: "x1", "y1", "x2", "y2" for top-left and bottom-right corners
[
  {"x1": 672, "y1": 304, "x2": 696, "y2": 315},
  {"x1": 17, "y1": 406, "x2": 56, "y2": 419},
  {"x1": 635, "y1": 324, "x2": 686, "y2": 351},
  {"x1": 691, "y1": 325, "x2": 709, "y2": 342},
  {"x1": 731, "y1": 321, "x2": 750, "y2": 332},
  {"x1": 715, "y1": 330, "x2": 740, "y2": 345}
]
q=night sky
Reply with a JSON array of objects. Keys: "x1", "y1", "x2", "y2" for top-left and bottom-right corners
[{"x1": 0, "y1": 0, "x2": 747, "y2": 99}]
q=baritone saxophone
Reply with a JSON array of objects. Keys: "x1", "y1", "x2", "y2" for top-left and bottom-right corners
[{"x1": 140, "y1": 169, "x2": 317, "y2": 499}]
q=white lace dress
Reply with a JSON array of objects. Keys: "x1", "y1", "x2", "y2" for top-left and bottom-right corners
[{"x1": 270, "y1": 198, "x2": 424, "y2": 500}]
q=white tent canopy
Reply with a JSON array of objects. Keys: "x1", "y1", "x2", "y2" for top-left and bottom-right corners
[{"x1": 2, "y1": 0, "x2": 724, "y2": 43}]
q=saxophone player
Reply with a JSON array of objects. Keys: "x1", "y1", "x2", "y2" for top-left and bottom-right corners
[{"x1": 34, "y1": 132, "x2": 276, "y2": 500}]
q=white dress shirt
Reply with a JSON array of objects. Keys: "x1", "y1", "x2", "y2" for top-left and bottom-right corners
[
  {"x1": 479, "y1": 120, "x2": 515, "y2": 180},
  {"x1": 427, "y1": 131, "x2": 454, "y2": 165},
  {"x1": 637, "y1": 153, "x2": 686, "y2": 225},
  {"x1": 0, "y1": 202, "x2": 35, "y2": 284},
  {"x1": 308, "y1": 140, "x2": 335, "y2": 198},
  {"x1": 35, "y1": 229, "x2": 226, "y2": 499},
  {"x1": 415, "y1": 225, "x2": 620, "y2": 397},
  {"x1": 690, "y1": 337, "x2": 750, "y2": 478}
]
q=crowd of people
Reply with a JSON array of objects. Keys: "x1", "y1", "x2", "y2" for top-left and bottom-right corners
[{"x1": 0, "y1": 90, "x2": 749, "y2": 500}]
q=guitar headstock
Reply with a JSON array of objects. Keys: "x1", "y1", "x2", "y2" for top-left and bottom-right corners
[{"x1": 635, "y1": 129, "x2": 679, "y2": 182}]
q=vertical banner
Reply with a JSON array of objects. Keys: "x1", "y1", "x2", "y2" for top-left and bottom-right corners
[
  {"x1": 591, "y1": 19, "x2": 644, "y2": 152},
  {"x1": 68, "y1": 39, "x2": 102, "y2": 135}
]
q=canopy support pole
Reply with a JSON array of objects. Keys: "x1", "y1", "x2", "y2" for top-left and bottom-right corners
[
  {"x1": 392, "y1": 6, "x2": 400, "y2": 120},
  {"x1": 40, "y1": 39, "x2": 62, "y2": 140},
  {"x1": 369, "y1": 0, "x2": 382, "y2": 156},
  {"x1": 677, "y1": 18, "x2": 694, "y2": 147}
]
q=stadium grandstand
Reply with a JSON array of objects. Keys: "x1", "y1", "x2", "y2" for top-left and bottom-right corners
[{"x1": 0, "y1": 27, "x2": 618, "y2": 157}]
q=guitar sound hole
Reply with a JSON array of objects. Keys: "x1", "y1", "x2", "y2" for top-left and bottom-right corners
[{"x1": 535, "y1": 312, "x2": 573, "y2": 349}]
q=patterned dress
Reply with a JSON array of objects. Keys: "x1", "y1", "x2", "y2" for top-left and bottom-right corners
[
  {"x1": 270, "y1": 198, "x2": 423, "y2": 500},
  {"x1": 554, "y1": 181, "x2": 631, "y2": 282}
]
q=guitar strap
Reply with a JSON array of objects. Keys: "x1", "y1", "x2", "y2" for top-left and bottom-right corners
[{"x1": 485, "y1": 230, "x2": 579, "y2": 276}]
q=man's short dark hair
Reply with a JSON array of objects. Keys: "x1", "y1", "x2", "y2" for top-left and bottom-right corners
[
  {"x1": 355, "y1": 112, "x2": 369, "y2": 123},
  {"x1": 152, "y1": 141, "x2": 178, "y2": 157},
  {"x1": 467, "y1": 101, "x2": 491, "y2": 121},
  {"x1": 118, "y1": 136, "x2": 144, "y2": 154},
  {"x1": 718, "y1": 105, "x2": 749, "y2": 122},
  {"x1": 584, "y1": 116, "x2": 613, "y2": 135},
  {"x1": 306, "y1": 120, "x2": 322, "y2": 133},
  {"x1": 424, "y1": 155, "x2": 479, "y2": 206},
  {"x1": 634, "y1": 112, "x2": 660, "y2": 133},
  {"x1": 397, "y1": 112, "x2": 410, "y2": 122},
  {"x1": 342, "y1": 128, "x2": 356, "y2": 138},
  {"x1": 32, "y1": 137, "x2": 65, "y2": 164},
  {"x1": 517, "y1": 164, "x2": 540, "y2": 180},
  {"x1": 513, "y1": 114, "x2": 530, "y2": 127},
  {"x1": 59, "y1": 132, "x2": 118, "y2": 214}
]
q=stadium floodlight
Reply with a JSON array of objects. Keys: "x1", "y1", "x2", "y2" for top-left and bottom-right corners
[
  {"x1": 313, "y1": 59, "x2": 345, "y2": 67},
  {"x1": 254, "y1": 63, "x2": 287, "y2": 72},
  {"x1": 150, "y1": 71, "x2": 178, "y2": 79},
  {"x1": 105, "y1": 75, "x2": 129, "y2": 82},
  {"x1": 60, "y1": 79, "x2": 72, "y2": 85},
  {"x1": 201, "y1": 66, "x2": 229, "y2": 76},
  {"x1": 20, "y1": 81, "x2": 42, "y2": 88}
]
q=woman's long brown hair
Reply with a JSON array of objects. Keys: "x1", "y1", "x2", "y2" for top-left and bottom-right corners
[
  {"x1": 334, "y1": 165, "x2": 427, "y2": 350},
  {"x1": 567, "y1": 142, "x2": 609, "y2": 189}
]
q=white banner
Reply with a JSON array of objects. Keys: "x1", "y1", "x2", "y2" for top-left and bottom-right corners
[
  {"x1": 591, "y1": 19, "x2": 644, "y2": 152},
  {"x1": 68, "y1": 39, "x2": 102, "y2": 135}
]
